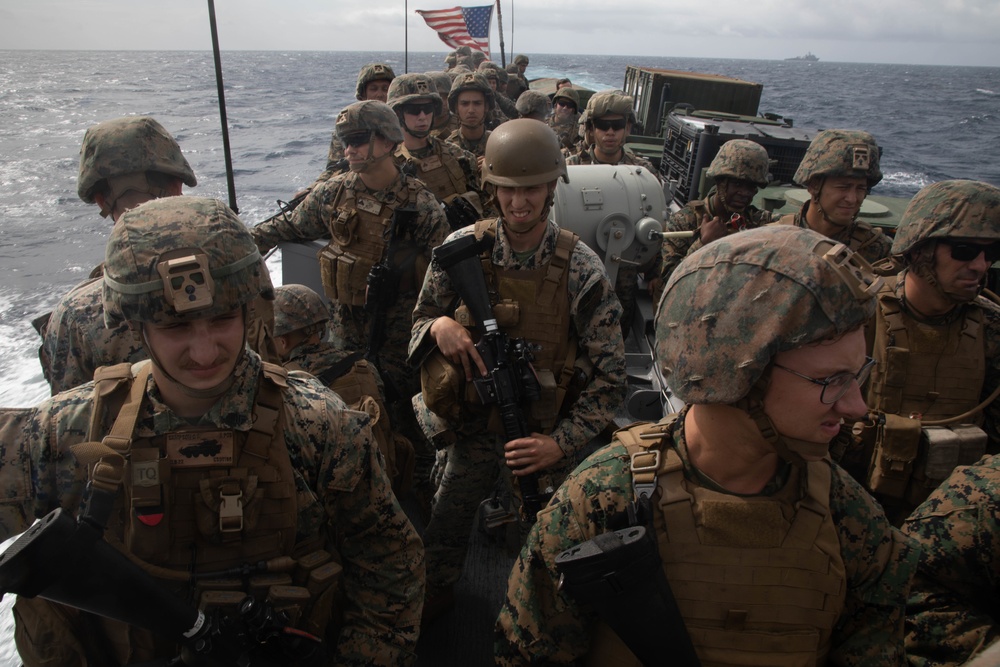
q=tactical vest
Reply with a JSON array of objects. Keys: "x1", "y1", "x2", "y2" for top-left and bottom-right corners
[
  {"x1": 777, "y1": 211, "x2": 883, "y2": 258},
  {"x1": 861, "y1": 276, "x2": 988, "y2": 506},
  {"x1": 588, "y1": 421, "x2": 846, "y2": 667},
  {"x1": 463, "y1": 219, "x2": 577, "y2": 433},
  {"x1": 318, "y1": 173, "x2": 424, "y2": 306},
  {"x1": 397, "y1": 141, "x2": 468, "y2": 203},
  {"x1": 66, "y1": 361, "x2": 339, "y2": 664},
  {"x1": 287, "y1": 354, "x2": 413, "y2": 495}
]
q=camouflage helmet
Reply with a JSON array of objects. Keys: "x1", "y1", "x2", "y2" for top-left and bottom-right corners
[
  {"x1": 513, "y1": 54, "x2": 529, "y2": 66},
  {"x1": 272, "y1": 284, "x2": 330, "y2": 338},
  {"x1": 444, "y1": 52, "x2": 458, "y2": 67},
  {"x1": 425, "y1": 71, "x2": 454, "y2": 101},
  {"x1": 103, "y1": 196, "x2": 272, "y2": 327},
  {"x1": 891, "y1": 180, "x2": 1000, "y2": 256},
  {"x1": 552, "y1": 87, "x2": 580, "y2": 111},
  {"x1": 515, "y1": 90, "x2": 551, "y2": 119},
  {"x1": 585, "y1": 91, "x2": 636, "y2": 125},
  {"x1": 477, "y1": 61, "x2": 503, "y2": 85},
  {"x1": 656, "y1": 225, "x2": 880, "y2": 405},
  {"x1": 471, "y1": 50, "x2": 488, "y2": 66},
  {"x1": 455, "y1": 46, "x2": 472, "y2": 57},
  {"x1": 793, "y1": 129, "x2": 883, "y2": 188},
  {"x1": 355, "y1": 63, "x2": 396, "y2": 100},
  {"x1": 335, "y1": 100, "x2": 404, "y2": 145},
  {"x1": 448, "y1": 72, "x2": 495, "y2": 112},
  {"x1": 482, "y1": 118, "x2": 568, "y2": 188},
  {"x1": 705, "y1": 139, "x2": 770, "y2": 188},
  {"x1": 387, "y1": 73, "x2": 443, "y2": 116},
  {"x1": 78, "y1": 116, "x2": 197, "y2": 203}
]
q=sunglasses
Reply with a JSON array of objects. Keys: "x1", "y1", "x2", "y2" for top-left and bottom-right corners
[
  {"x1": 554, "y1": 99, "x2": 576, "y2": 110},
  {"x1": 591, "y1": 118, "x2": 627, "y2": 132},
  {"x1": 774, "y1": 357, "x2": 876, "y2": 405},
  {"x1": 402, "y1": 102, "x2": 436, "y2": 117},
  {"x1": 341, "y1": 131, "x2": 372, "y2": 148},
  {"x1": 943, "y1": 240, "x2": 1000, "y2": 263}
]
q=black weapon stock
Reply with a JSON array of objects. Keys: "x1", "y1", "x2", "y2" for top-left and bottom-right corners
[
  {"x1": 0, "y1": 508, "x2": 324, "y2": 666},
  {"x1": 365, "y1": 206, "x2": 419, "y2": 366},
  {"x1": 432, "y1": 234, "x2": 550, "y2": 519},
  {"x1": 556, "y1": 525, "x2": 701, "y2": 667}
]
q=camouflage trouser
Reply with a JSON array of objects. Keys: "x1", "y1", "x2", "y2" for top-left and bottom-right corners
[{"x1": 422, "y1": 430, "x2": 506, "y2": 592}]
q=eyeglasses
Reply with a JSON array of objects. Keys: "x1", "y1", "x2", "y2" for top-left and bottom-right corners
[
  {"x1": 591, "y1": 118, "x2": 627, "y2": 132},
  {"x1": 773, "y1": 356, "x2": 876, "y2": 405},
  {"x1": 340, "y1": 131, "x2": 372, "y2": 148},
  {"x1": 402, "y1": 102, "x2": 436, "y2": 117},
  {"x1": 942, "y1": 240, "x2": 1000, "y2": 263}
]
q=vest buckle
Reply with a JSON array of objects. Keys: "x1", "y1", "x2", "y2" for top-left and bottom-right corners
[
  {"x1": 630, "y1": 450, "x2": 660, "y2": 502},
  {"x1": 219, "y1": 484, "x2": 244, "y2": 534}
]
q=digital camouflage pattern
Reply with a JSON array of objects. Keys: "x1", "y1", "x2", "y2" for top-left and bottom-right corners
[
  {"x1": 495, "y1": 409, "x2": 919, "y2": 665},
  {"x1": 446, "y1": 127, "x2": 491, "y2": 158},
  {"x1": 0, "y1": 352, "x2": 424, "y2": 665},
  {"x1": 656, "y1": 194, "x2": 773, "y2": 285},
  {"x1": 77, "y1": 116, "x2": 196, "y2": 203},
  {"x1": 584, "y1": 90, "x2": 636, "y2": 124},
  {"x1": 902, "y1": 454, "x2": 1000, "y2": 666},
  {"x1": 336, "y1": 100, "x2": 404, "y2": 145},
  {"x1": 657, "y1": 225, "x2": 880, "y2": 404},
  {"x1": 250, "y1": 168, "x2": 449, "y2": 400},
  {"x1": 564, "y1": 145, "x2": 655, "y2": 172},
  {"x1": 40, "y1": 277, "x2": 145, "y2": 395},
  {"x1": 447, "y1": 72, "x2": 495, "y2": 112},
  {"x1": 793, "y1": 129, "x2": 883, "y2": 188},
  {"x1": 705, "y1": 138, "x2": 771, "y2": 187},
  {"x1": 891, "y1": 180, "x2": 1000, "y2": 256},
  {"x1": 355, "y1": 63, "x2": 395, "y2": 101},
  {"x1": 386, "y1": 73, "x2": 443, "y2": 115},
  {"x1": 776, "y1": 201, "x2": 893, "y2": 265},
  {"x1": 272, "y1": 284, "x2": 330, "y2": 338},
  {"x1": 409, "y1": 219, "x2": 627, "y2": 591},
  {"x1": 103, "y1": 197, "x2": 272, "y2": 326},
  {"x1": 515, "y1": 90, "x2": 551, "y2": 120}
]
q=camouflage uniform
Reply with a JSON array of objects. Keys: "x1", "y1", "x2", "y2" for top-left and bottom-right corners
[
  {"x1": 410, "y1": 121, "x2": 626, "y2": 595},
  {"x1": 446, "y1": 127, "x2": 491, "y2": 157},
  {"x1": 410, "y1": 218, "x2": 626, "y2": 592},
  {"x1": 250, "y1": 104, "x2": 450, "y2": 401},
  {"x1": 317, "y1": 64, "x2": 396, "y2": 183},
  {"x1": 658, "y1": 139, "x2": 774, "y2": 286},
  {"x1": 38, "y1": 116, "x2": 197, "y2": 395},
  {"x1": 3, "y1": 197, "x2": 423, "y2": 666},
  {"x1": 479, "y1": 62, "x2": 519, "y2": 121},
  {"x1": 515, "y1": 90, "x2": 552, "y2": 122},
  {"x1": 565, "y1": 144, "x2": 654, "y2": 172},
  {"x1": 902, "y1": 454, "x2": 1000, "y2": 666},
  {"x1": 496, "y1": 226, "x2": 917, "y2": 665},
  {"x1": 841, "y1": 180, "x2": 1000, "y2": 523},
  {"x1": 548, "y1": 88, "x2": 580, "y2": 151},
  {"x1": 446, "y1": 72, "x2": 495, "y2": 157},
  {"x1": 775, "y1": 129, "x2": 892, "y2": 265}
]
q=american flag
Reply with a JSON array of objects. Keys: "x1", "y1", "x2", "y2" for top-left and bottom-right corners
[{"x1": 416, "y1": 5, "x2": 494, "y2": 57}]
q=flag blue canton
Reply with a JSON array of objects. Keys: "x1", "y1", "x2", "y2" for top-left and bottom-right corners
[
  {"x1": 416, "y1": 5, "x2": 494, "y2": 56},
  {"x1": 461, "y1": 6, "x2": 492, "y2": 39}
]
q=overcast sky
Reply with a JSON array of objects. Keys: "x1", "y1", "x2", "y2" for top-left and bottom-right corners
[{"x1": 1, "y1": 0, "x2": 998, "y2": 67}]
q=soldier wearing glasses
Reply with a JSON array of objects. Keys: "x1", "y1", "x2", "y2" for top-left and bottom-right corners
[
  {"x1": 565, "y1": 91, "x2": 655, "y2": 174},
  {"x1": 842, "y1": 180, "x2": 1000, "y2": 524}
]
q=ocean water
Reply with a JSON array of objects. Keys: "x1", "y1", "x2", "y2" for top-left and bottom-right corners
[{"x1": 0, "y1": 49, "x2": 998, "y2": 663}]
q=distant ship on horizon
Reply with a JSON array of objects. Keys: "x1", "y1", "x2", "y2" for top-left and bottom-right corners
[{"x1": 785, "y1": 52, "x2": 819, "y2": 62}]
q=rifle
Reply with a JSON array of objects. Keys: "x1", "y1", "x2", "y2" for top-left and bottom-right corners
[
  {"x1": 432, "y1": 233, "x2": 551, "y2": 520},
  {"x1": 365, "y1": 206, "x2": 419, "y2": 367},
  {"x1": 556, "y1": 525, "x2": 701, "y2": 667},
  {"x1": 0, "y1": 507, "x2": 325, "y2": 666}
]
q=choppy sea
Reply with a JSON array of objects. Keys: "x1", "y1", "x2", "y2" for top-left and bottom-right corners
[{"x1": 0, "y1": 49, "x2": 998, "y2": 663}]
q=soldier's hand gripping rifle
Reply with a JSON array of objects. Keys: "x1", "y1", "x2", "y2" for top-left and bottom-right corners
[
  {"x1": 365, "y1": 206, "x2": 419, "y2": 366},
  {"x1": 432, "y1": 233, "x2": 552, "y2": 520},
  {"x1": 0, "y1": 508, "x2": 325, "y2": 667}
]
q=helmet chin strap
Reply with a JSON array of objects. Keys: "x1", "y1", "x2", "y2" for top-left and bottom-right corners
[
  {"x1": 737, "y1": 375, "x2": 828, "y2": 467},
  {"x1": 349, "y1": 140, "x2": 395, "y2": 174},
  {"x1": 134, "y1": 311, "x2": 248, "y2": 401},
  {"x1": 500, "y1": 190, "x2": 554, "y2": 236},
  {"x1": 811, "y1": 179, "x2": 854, "y2": 231}
]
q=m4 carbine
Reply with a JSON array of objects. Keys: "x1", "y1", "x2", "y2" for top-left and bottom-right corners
[{"x1": 432, "y1": 233, "x2": 552, "y2": 520}]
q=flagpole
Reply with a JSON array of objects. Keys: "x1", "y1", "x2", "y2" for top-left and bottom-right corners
[
  {"x1": 509, "y1": 0, "x2": 513, "y2": 62},
  {"x1": 206, "y1": 0, "x2": 238, "y2": 214},
  {"x1": 405, "y1": 0, "x2": 409, "y2": 73},
  {"x1": 496, "y1": 0, "x2": 506, "y2": 68}
]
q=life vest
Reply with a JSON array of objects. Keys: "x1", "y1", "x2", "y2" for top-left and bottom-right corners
[
  {"x1": 861, "y1": 276, "x2": 988, "y2": 507},
  {"x1": 587, "y1": 420, "x2": 847, "y2": 667},
  {"x1": 317, "y1": 173, "x2": 425, "y2": 306},
  {"x1": 62, "y1": 360, "x2": 339, "y2": 665}
]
